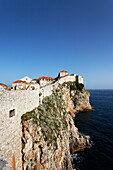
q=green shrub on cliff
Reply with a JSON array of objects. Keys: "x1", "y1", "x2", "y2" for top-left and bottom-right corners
[
  {"x1": 76, "y1": 82, "x2": 84, "y2": 92},
  {"x1": 21, "y1": 110, "x2": 38, "y2": 123},
  {"x1": 70, "y1": 84, "x2": 76, "y2": 91},
  {"x1": 63, "y1": 81, "x2": 84, "y2": 92},
  {"x1": 21, "y1": 85, "x2": 68, "y2": 147}
]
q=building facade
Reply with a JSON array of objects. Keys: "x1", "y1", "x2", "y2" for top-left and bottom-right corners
[
  {"x1": 12, "y1": 76, "x2": 40, "y2": 90},
  {"x1": 38, "y1": 76, "x2": 54, "y2": 87},
  {"x1": 58, "y1": 70, "x2": 68, "y2": 78},
  {"x1": 12, "y1": 71, "x2": 83, "y2": 91}
]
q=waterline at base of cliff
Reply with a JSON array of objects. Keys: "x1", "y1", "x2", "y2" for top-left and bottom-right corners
[{"x1": 73, "y1": 90, "x2": 113, "y2": 170}]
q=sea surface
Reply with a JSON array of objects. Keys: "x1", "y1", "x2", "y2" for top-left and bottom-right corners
[{"x1": 72, "y1": 90, "x2": 113, "y2": 170}]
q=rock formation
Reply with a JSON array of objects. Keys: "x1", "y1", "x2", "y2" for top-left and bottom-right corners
[
  {"x1": 21, "y1": 82, "x2": 92, "y2": 170},
  {"x1": 62, "y1": 82, "x2": 92, "y2": 117}
]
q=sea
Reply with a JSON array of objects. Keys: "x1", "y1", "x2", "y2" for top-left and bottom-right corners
[{"x1": 72, "y1": 90, "x2": 113, "y2": 170}]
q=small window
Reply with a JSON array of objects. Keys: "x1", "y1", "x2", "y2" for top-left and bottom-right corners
[
  {"x1": 31, "y1": 86, "x2": 35, "y2": 90},
  {"x1": 9, "y1": 109, "x2": 15, "y2": 118}
]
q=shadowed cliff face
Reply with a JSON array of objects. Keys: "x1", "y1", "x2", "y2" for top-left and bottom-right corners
[{"x1": 21, "y1": 83, "x2": 91, "y2": 170}]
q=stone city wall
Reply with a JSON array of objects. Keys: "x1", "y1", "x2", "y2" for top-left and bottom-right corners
[
  {"x1": 40, "y1": 75, "x2": 76, "y2": 103},
  {"x1": 58, "y1": 75, "x2": 76, "y2": 84},
  {"x1": 0, "y1": 90, "x2": 39, "y2": 169},
  {"x1": 0, "y1": 74, "x2": 83, "y2": 169},
  {"x1": 77, "y1": 76, "x2": 84, "y2": 84}
]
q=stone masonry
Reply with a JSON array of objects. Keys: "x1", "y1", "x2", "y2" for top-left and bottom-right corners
[
  {"x1": 0, "y1": 71, "x2": 84, "y2": 169},
  {"x1": 0, "y1": 90, "x2": 39, "y2": 169}
]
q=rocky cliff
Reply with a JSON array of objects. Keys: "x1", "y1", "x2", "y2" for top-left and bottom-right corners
[
  {"x1": 21, "y1": 82, "x2": 92, "y2": 170},
  {"x1": 62, "y1": 82, "x2": 92, "y2": 117}
]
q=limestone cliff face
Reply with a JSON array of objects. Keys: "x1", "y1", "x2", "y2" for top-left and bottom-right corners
[
  {"x1": 62, "y1": 83, "x2": 92, "y2": 117},
  {"x1": 21, "y1": 83, "x2": 91, "y2": 170},
  {"x1": 72, "y1": 89, "x2": 92, "y2": 112}
]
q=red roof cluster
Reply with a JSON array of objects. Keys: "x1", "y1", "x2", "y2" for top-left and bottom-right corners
[
  {"x1": 39, "y1": 76, "x2": 53, "y2": 81},
  {"x1": 7, "y1": 88, "x2": 11, "y2": 90},
  {"x1": 60, "y1": 70, "x2": 68, "y2": 73},
  {"x1": 13, "y1": 80, "x2": 29, "y2": 84},
  {"x1": 0, "y1": 84, "x2": 11, "y2": 90},
  {"x1": 0, "y1": 84, "x2": 7, "y2": 89}
]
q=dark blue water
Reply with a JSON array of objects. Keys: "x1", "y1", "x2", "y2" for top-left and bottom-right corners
[{"x1": 73, "y1": 90, "x2": 113, "y2": 170}]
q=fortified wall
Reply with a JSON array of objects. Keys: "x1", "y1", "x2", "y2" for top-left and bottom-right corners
[
  {"x1": 0, "y1": 71, "x2": 84, "y2": 169},
  {"x1": 39, "y1": 74, "x2": 76, "y2": 103},
  {"x1": 0, "y1": 90, "x2": 39, "y2": 169}
]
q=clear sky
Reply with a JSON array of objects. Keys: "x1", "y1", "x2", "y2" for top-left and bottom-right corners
[{"x1": 0, "y1": 0, "x2": 113, "y2": 89}]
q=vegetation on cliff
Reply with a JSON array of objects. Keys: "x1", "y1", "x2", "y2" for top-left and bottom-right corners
[
  {"x1": 21, "y1": 82, "x2": 91, "y2": 169},
  {"x1": 21, "y1": 84, "x2": 68, "y2": 147},
  {"x1": 62, "y1": 81, "x2": 84, "y2": 97},
  {"x1": 21, "y1": 82, "x2": 91, "y2": 146}
]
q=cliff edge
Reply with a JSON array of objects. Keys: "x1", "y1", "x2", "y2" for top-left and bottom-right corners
[
  {"x1": 62, "y1": 81, "x2": 92, "y2": 118},
  {"x1": 21, "y1": 82, "x2": 92, "y2": 170}
]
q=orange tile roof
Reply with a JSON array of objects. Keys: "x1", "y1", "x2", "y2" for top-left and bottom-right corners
[
  {"x1": 0, "y1": 84, "x2": 7, "y2": 88},
  {"x1": 0, "y1": 84, "x2": 11, "y2": 90},
  {"x1": 39, "y1": 76, "x2": 53, "y2": 81},
  {"x1": 13, "y1": 80, "x2": 29, "y2": 84},
  {"x1": 7, "y1": 88, "x2": 11, "y2": 90},
  {"x1": 60, "y1": 70, "x2": 68, "y2": 73}
]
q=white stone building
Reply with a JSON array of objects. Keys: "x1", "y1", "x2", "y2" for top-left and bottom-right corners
[
  {"x1": 12, "y1": 70, "x2": 83, "y2": 103},
  {"x1": 12, "y1": 76, "x2": 39, "y2": 90},
  {"x1": 12, "y1": 71, "x2": 83, "y2": 91},
  {"x1": 38, "y1": 76, "x2": 54, "y2": 87},
  {"x1": 58, "y1": 70, "x2": 68, "y2": 78},
  {"x1": 76, "y1": 75, "x2": 84, "y2": 84},
  {"x1": 20, "y1": 76, "x2": 32, "y2": 83}
]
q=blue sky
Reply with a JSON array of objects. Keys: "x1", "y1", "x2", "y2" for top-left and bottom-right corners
[{"x1": 0, "y1": 0, "x2": 113, "y2": 89}]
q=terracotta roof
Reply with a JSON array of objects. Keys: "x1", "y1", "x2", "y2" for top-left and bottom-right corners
[
  {"x1": 0, "y1": 84, "x2": 11, "y2": 90},
  {"x1": 7, "y1": 88, "x2": 11, "y2": 90},
  {"x1": 60, "y1": 70, "x2": 68, "y2": 73},
  {"x1": 0, "y1": 84, "x2": 8, "y2": 89},
  {"x1": 13, "y1": 80, "x2": 29, "y2": 84},
  {"x1": 39, "y1": 76, "x2": 53, "y2": 81}
]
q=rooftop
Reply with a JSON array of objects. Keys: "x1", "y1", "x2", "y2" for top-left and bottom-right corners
[
  {"x1": 60, "y1": 70, "x2": 68, "y2": 73},
  {"x1": 39, "y1": 77, "x2": 54, "y2": 81},
  {"x1": 0, "y1": 84, "x2": 11, "y2": 90},
  {"x1": 13, "y1": 80, "x2": 29, "y2": 84}
]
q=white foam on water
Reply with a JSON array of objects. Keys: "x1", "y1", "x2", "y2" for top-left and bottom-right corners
[
  {"x1": 85, "y1": 135, "x2": 90, "y2": 139},
  {"x1": 88, "y1": 140, "x2": 94, "y2": 149},
  {"x1": 71, "y1": 153, "x2": 78, "y2": 159}
]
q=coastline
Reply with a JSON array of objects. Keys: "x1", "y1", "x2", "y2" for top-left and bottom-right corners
[{"x1": 73, "y1": 90, "x2": 113, "y2": 169}]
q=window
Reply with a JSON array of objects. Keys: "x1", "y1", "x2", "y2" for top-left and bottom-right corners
[
  {"x1": 31, "y1": 86, "x2": 35, "y2": 90},
  {"x1": 9, "y1": 109, "x2": 15, "y2": 118}
]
